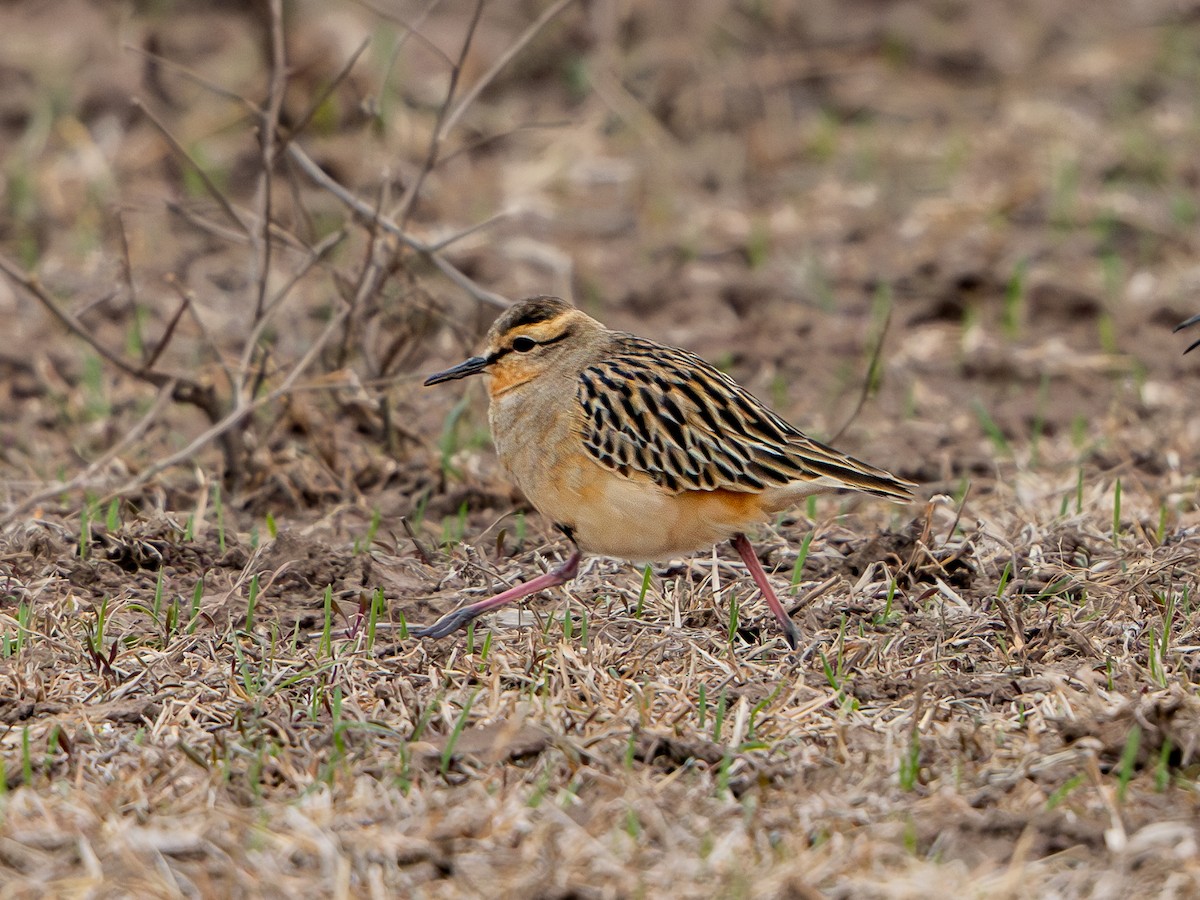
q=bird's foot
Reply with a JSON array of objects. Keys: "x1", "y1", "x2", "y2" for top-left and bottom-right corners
[{"x1": 408, "y1": 608, "x2": 479, "y2": 640}]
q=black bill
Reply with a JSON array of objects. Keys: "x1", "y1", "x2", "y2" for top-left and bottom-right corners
[
  {"x1": 1175, "y1": 313, "x2": 1200, "y2": 354},
  {"x1": 424, "y1": 355, "x2": 490, "y2": 385}
]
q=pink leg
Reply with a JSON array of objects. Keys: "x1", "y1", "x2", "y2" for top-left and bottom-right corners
[
  {"x1": 410, "y1": 548, "x2": 583, "y2": 640},
  {"x1": 731, "y1": 533, "x2": 801, "y2": 650}
]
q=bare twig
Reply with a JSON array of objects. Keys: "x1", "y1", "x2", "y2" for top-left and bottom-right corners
[
  {"x1": 427, "y1": 208, "x2": 519, "y2": 253},
  {"x1": 72, "y1": 289, "x2": 121, "y2": 321},
  {"x1": 279, "y1": 38, "x2": 371, "y2": 156},
  {"x1": 132, "y1": 99, "x2": 252, "y2": 237},
  {"x1": 437, "y1": 119, "x2": 572, "y2": 168},
  {"x1": 356, "y1": 0, "x2": 452, "y2": 69},
  {"x1": 339, "y1": 0, "x2": 575, "y2": 307},
  {"x1": 162, "y1": 277, "x2": 237, "y2": 397},
  {"x1": 102, "y1": 306, "x2": 352, "y2": 504},
  {"x1": 830, "y1": 303, "x2": 893, "y2": 444},
  {"x1": 254, "y1": 0, "x2": 288, "y2": 322},
  {"x1": 0, "y1": 380, "x2": 178, "y2": 525},
  {"x1": 338, "y1": 172, "x2": 394, "y2": 368},
  {"x1": 389, "y1": 0, "x2": 577, "y2": 228},
  {"x1": 426, "y1": 250, "x2": 510, "y2": 308},
  {"x1": 439, "y1": 0, "x2": 577, "y2": 140},
  {"x1": 125, "y1": 42, "x2": 262, "y2": 110},
  {"x1": 164, "y1": 202, "x2": 254, "y2": 246},
  {"x1": 393, "y1": 0, "x2": 485, "y2": 227},
  {"x1": 0, "y1": 253, "x2": 219, "y2": 414},
  {"x1": 237, "y1": 229, "x2": 348, "y2": 378},
  {"x1": 116, "y1": 209, "x2": 138, "y2": 316},
  {"x1": 164, "y1": 201, "x2": 310, "y2": 252},
  {"x1": 285, "y1": 142, "x2": 509, "y2": 308},
  {"x1": 141, "y1": 292, "x2": 191, "y2": 373}
]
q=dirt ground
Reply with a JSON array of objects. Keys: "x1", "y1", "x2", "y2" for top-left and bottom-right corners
[{"x1": 2, "y1": 0, "x2": 1200, "y2": 896}]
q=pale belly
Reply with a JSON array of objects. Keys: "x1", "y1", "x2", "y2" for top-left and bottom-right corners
[
  {"x1": 489, "y1": 384, "x2": 783, "y2": 561},
  {"x1": 567, "y1": 475, "x2": 769, "y2": 560},
  {"x1": 511, "y1": 446, "x2": 774, "y2": 561}
]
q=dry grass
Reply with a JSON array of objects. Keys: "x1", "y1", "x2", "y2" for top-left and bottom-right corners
[
  {"x1": 3, "y1": 0, "x2": 1200, "y2": 897},
  {"x1": 3, "y1": 491, "x2": 1200, "y2": 896}
]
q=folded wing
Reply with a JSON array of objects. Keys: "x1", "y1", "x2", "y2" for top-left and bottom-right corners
[{"x1": 576, "y1": 334, "x2": 914, "y2": 500}]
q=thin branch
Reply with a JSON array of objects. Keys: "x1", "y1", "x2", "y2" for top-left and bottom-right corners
[
  {"x1": 131, "y1": 31, "x2": 362, "y2": 180},
  {"x1": 386, "y1": 0, "x2": 577, "y2": 226},
  {"x1": 116, "y1": 209, "x2": 138, "y2": 313},
  {"x1": 163, "y1": 276, "x2": 237, "y2": 398},
  {"x1": 285, "y1": 145, "x2": 421, "y2": 251},
  {"x1": 0, "y1": 380, "x2": 178, "y2": 526},
  {"x1": 141, "y1": 292, "x2": 191, "y2": 373},
  {"x1": 830, "y1": 304, "x2": 893, "y2": 444},
  {"x1": 132, "y1": 99, "x2": 252, "y2": 237},
  {"x1": 426, "y1": 254, "x2": 509, "y2": 308},
  {"x1": 338, "y1": 173, "x2": 393, "y2": 368},
  {"x1": 72, "y1": 289, "x2": 121, "y2": 321},
  {"x1": 439, "y1": 0, "x2": 577, "y2": 139},
  {"x1": 427, "y1": 208, "x2": 518, "y2": 253},
  {"x1": 280, "y1": 37, "x2": 372, "y2": 157},
  {"x1": 102, "y1": 306, "x2": 352, "y2": 504},
  {"x1": 165, "y1": 202, "x2": 253, "y2": 246},
  {"x1": 590, "y1": 68, "x2": 680, "y2": 151},
  {"x1": 393, "y1": 0, "x2": 486, "y2": 227},
  {"x1": 164, "y1": 201, "x2": 311, "y2": 253},
  {"x1": 254, "y1": 0, "x2": 288, "y2": 322},
  {"x1": 125, "y1": 43, "x2": 261, "y2": 111},
  {"x1": 436, "y1": 119, "x2": 572, "y2": 168},
  {"x1": 0, "y1": 254, "x2": 181, "y2": 392},
  {"x1": 422, "y1": 254, "x2": 506, "y2": 309},
  {"x1": 355, "y1": 0, "x2": 454, "y2": 72},
  {"x1": 237, "y1": 229, "x2": 348, "y2": 378},
  {"x1": 286, "y1": 142, "x2": 509, "y2": 308}
]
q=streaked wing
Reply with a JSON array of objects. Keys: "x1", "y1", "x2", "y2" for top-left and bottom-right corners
[{"x1": 576, "y1": 334, "x2": 912, "y2": 499}]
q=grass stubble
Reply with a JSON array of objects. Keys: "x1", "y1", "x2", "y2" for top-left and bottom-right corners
[{"x1": 1, "y1": 453, "x2": 1198, "y2": 896}]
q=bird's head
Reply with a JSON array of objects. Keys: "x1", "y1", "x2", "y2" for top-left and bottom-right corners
[{"x1": 425, "y1": 296, "x2": 602, "y2": 397}]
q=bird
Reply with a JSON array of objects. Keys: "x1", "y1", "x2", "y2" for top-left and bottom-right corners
[
  {"x1": 1175, "y1": 313, "x2": 1200, "y2": 353},
  {"x1": 415, "y1": 296, "x2": 915, "y2": 649}
]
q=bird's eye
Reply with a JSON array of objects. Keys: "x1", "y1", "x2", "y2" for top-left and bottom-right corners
[{"x1": 512, "y1": 336, "x2": 537, "y2": 353}]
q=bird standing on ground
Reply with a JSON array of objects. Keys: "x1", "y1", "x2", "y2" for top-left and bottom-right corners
[{"x1": 416, "y1": 296, "x2": 915, "y2": 648}]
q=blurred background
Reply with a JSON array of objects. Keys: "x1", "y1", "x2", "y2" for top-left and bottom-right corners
[{"x1": 2, "y1": 0, "x2": 1198, "y2": 520}]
